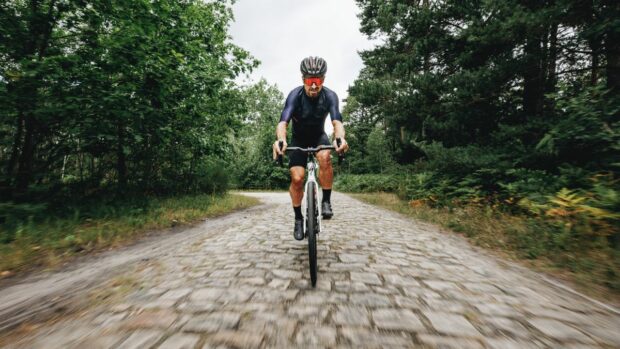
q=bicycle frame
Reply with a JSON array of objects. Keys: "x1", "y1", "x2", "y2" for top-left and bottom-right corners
[{"x1": 303, "y1": 154, "x2": 322, "y2": 235}]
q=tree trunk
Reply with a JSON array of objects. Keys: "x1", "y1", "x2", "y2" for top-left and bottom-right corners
[
  {"x1": 523, "y1": 34, "x2": 544, "y2": 118},
  {"x1": 116, "y1": 120, "x2": 127, "y2": 190},
  {"x1": 423, "y1": 0, "x2": 430, "y2": 73},
  {"x1": 591, "y1": 51, "x2": 599, "y2": 86},
  {"x1": 544, "y1": 21, "x2": 558, "y2": 113},
  {"x1": 522, "y1": 0, "x2": 545, "y2": 119},
  {"x1": 15, "y1": 114, "x2": 36, "y2": 193},
  {"x1": 13, "y1": 0, "x2": 58, "y2": 194},
  {"x1": 6, "y1": 113, "x2": 25, "y2": 182},
  {"x1": 603, "y1": 0, "x2": 620, "y2": 95},
  {"x1": 586, "y1": 0, "x2": 600, "y2": 86},
  {"x1": 604, "y1": 30, "x2": 619, "y2": 94}
]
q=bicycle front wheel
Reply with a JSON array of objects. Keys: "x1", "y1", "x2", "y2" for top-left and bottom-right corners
[{"x1": 306, "y1": 181, "x2": 318, "y2": 287}]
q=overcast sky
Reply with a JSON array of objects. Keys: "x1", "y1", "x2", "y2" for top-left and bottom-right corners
[{"x1": 229, "y1": 0, "x2": 377, "y2": 105}]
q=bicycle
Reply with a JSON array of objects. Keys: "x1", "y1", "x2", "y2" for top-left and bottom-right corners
[{"x1": 277, "y1": 139, "x2": 344, "y2": 287}]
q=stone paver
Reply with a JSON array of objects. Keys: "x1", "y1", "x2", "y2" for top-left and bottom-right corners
[
  {"x1": 117, "y1": 330, "x2": 164, "y2": 349},
  {"x1": 417, "y1": 334, "x2": 484, "y2": 349},
  {"x1": 122, "y1": 309, "x2": 178, "y2": 329},
  {"x1": 160, "y1": 288, "x2": 192, "y2": 301},
  {"x1": 333, "y1": 306, "x2": 371, "y2": 326},
  {"x1": 208, "y1": 330, "x2": 264, "y2": 348},
  {"x1": 158, "y1": 333, "x2": 201, "y2": 349},
  {"x1": 528, "y1": 318, "x2": 595, "y2": 343},
  {"x1": 350, "y1": 272, "x2": 382, "y2": 285},
  {"x1": 481, "y1": 316, "x2": 531, "y2": 338},
  {"x1": 424, "y1": 311, "x2": 481, "y2": 337},
  {"x1": 295, "y1": 325, "x2": 337, "y2": 346},
  {"x1": 182, "y1": 312, "x2": 240, "y2": 332},
  {"x1": 371, "y1": 308, "x2": 425, "y2": 331},
  {"x1": 1, "y1": 192, "x2": 619, "y2": 348},
  {"x1": 483, "y1": 337, "x2": 544, "y2": 349}
]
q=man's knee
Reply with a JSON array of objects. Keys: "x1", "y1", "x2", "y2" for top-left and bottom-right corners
[
  {"x1": 317, "y1": 151, "x2": 331, "y2": 167},
  {"x1": 290, "y1": 168, "x2": 305, "y2": 188}
]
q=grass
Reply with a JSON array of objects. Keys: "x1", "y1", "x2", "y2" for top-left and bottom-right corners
[
  {"x1": 352, "y1": 192, "x2": 620, "y2": 304},
  {"x1": 0, "y1": 193, "x2": 259, "y2": 276}
]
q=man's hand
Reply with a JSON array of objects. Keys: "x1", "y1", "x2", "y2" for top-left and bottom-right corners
[
  {"x1": 334, "y1": 138, "x2": 349, "y2": 154},
  {"x1": 273, "y1": 139, "x2": 288, "y2": 160}
]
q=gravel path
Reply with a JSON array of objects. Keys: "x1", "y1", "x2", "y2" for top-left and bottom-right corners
[{"x1": 1, "y1": 192, "x2": 618, "y2": 348}]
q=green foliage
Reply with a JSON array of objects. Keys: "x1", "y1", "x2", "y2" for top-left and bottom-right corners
[
  {"x1": 498, "y1": 168, "x2": 563, "y2": 203},
  {"x1": 335, "y1": 173, "x2": 402, "y2": 193},
  {"x1": 346, "y1": 1, "x2": 620, "y2": 253},
  {"x1": 364, "y1": 127, "x2": 396, "y2": 172},
  {"x1": 519, "y1": 177, "x2": 620, "y2": 249},
  {"x1": 536, "y1": 85, "x2": 620, "y2": 171},
  {"x1": 230, "y1": 79, "x2": 290, "y2": 189}
]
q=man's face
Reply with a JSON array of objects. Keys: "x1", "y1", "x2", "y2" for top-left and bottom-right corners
[{"x1": 303, "y1": 75, "x2": 324, "y2": 98}]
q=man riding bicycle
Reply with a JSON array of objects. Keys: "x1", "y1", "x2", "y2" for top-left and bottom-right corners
[{"x1": 272, "y1": 56, "x2": 349, "y2": 241}]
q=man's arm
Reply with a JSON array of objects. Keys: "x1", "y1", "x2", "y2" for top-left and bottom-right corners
[
  {"x1": 276, "y1": 121, "x2": 288, "y2": 142},
  {"x1": 332, "y1": 120, "x2": 345, "y2": 140},
  {"x1": 273, "y1": 88, "x2": 299, "y2": 158},
  {"x1": 273, "y1": 121, "x2": 288, "y2": 159},
  {"x1": 332, "y1": 120, "x2": 349, "y2": 153},
  {"x1": 326, "y1": 89, "x2": 348, "y2": 153}
]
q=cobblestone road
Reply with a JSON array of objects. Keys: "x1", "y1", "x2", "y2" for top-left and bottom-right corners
[{"x1": 1, "y1": 192, "x2": 619, "y2": 348}]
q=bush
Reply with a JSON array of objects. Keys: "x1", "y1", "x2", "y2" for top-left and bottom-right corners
[
  {"x1": 233, "y1": 154, "x2": 289, "y2": 190},
  {"x1": 192, "y1": 158, "x2": 229, "y2": 194},
  {"x1": 335, "y1": 173, "x2": 402, "y2": 193},
  {"x1": 519, "y1": 178, "x2": 620, "y2": 251},
  {"x1": 416, "y1": 142, "x2": 506, "y2": 178},
  {"x1": 498, "y1": 168, "x2": 563, "y2": 203}
]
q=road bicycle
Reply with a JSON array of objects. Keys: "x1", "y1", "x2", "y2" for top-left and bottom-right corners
[{"x1": 277, "y1": 139, "x2": 343, "y2": 287}]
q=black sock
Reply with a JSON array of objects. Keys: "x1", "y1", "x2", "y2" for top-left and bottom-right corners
[
  {"x1": 293, "y1": 206, "x2": 303, "y2": 219},
  {"x1": 322, "y1": 189, "x2": 331, "y2": 203}
]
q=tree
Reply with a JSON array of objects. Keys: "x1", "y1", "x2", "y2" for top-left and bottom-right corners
[
  {"x1": 347, "y1": 0, "x2": 619, "y2": 198},
  {"x1": 232, "y1": 79, "x2": 288, "y2": 189},
  {"x1": 0, "y1": 0, "x2": 257, "y2": 203}
]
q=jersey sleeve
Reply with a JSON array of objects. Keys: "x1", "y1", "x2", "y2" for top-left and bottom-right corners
[
  {"x1": 279, "y1": 88, "x2": 299, "y2": 123},
  {"x1": 327, "y1": 90, "x2": 343, "y2": 122}
]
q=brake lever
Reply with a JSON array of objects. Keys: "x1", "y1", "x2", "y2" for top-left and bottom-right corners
[
  {"x1": 277, "y1": 140, "x2": 284, "y2": 167},
  {"x1": 336, "y1": 138, "x2": 345, "y2": 165}
]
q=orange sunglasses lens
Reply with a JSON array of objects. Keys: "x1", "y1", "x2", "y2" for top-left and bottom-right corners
[{"x1": 304, "y1": 77, "x2": 324, "y2": 86}]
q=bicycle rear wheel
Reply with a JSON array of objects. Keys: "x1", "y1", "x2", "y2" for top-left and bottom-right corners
[{"x1": 306, "y1": 181, "x2": 318, "y2": 287}]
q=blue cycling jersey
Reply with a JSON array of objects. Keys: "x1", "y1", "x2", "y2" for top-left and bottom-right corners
[{"x1": 279, "y1": 86, "x2": 343, "y2": 139}]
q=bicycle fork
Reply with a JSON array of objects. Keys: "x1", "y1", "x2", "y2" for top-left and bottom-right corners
[{"x1": 303, "y1": 161, "x2": 322, "y2": 235}]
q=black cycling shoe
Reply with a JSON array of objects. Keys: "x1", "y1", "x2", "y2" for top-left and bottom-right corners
[
  {"x1": 321, "y1": 201, "x2": 333, "y2": 219},
  {"x1": 294, "y1": 218, "x2": 304, "y2": 240}
]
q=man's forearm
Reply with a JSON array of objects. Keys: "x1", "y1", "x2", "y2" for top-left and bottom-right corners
[
  {"x1": 276, "y1": 121, "x2": 287, "y2": 141},
  {"x1": 332, "y1": 120, "x2": 346, "y2": 140}
]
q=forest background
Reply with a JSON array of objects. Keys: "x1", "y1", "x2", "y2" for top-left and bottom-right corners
[{"x1": 0, "y1": 1, "x2": 618, "y2": 295}]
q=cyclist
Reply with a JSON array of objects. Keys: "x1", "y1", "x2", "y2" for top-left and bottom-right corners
[{"x1": 272, "y1": 56, "x2": 349, "y2": 241}]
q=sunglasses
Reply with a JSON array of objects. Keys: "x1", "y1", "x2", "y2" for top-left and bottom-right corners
[{"x1": 304, "y1": 77, "x2": 324, "y2": 86}]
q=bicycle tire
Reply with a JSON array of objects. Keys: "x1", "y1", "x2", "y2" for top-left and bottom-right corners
[{"x1": 306, "y1": 181, "x2": 318, "y2": 287}]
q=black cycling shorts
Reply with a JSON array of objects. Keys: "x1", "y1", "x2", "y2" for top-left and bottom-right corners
[{"x1": 288, "y1": 133, "x2": 331, "y2": 168}]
